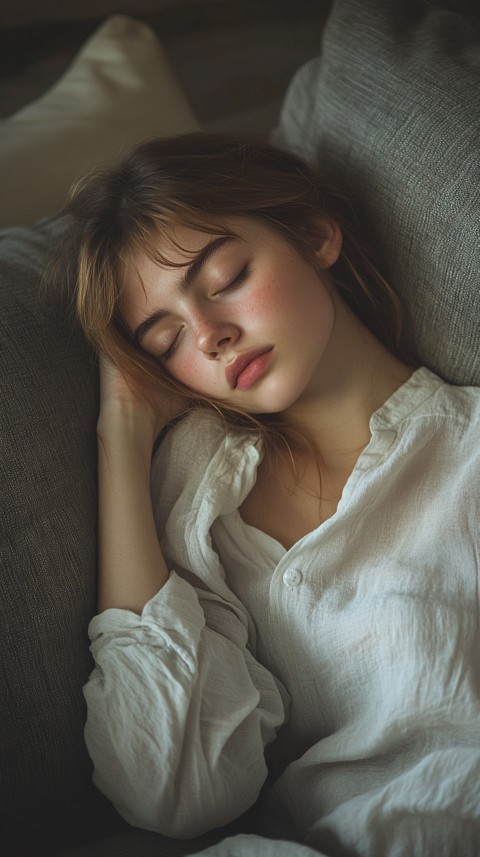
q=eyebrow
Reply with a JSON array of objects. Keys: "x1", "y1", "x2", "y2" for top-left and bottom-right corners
[{"x1": 132, "y1": 235, "x2": 234, "y2": 345}]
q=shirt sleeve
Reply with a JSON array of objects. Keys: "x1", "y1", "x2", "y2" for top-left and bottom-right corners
[{"x1": 83, "y1": 571, "x2": 289, "y2": 839}]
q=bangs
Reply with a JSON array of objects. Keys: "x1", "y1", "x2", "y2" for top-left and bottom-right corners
[
  {"x1": 113, "y1": 211, "x2": 243, "y2": 336},
  {"x1": 116, "y1": 210, "x2": 240, "y2": 275}
]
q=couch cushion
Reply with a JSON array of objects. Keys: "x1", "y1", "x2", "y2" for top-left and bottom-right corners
[
  {"x1": 272, "y1": 0, "x2": 480, "y2": 385},
  {"x1": 0, "y1": 15, "x2": 199, "y2": 229},
  {"x1": 0, "y1": 216, "x2": 107, "y2": 852}
]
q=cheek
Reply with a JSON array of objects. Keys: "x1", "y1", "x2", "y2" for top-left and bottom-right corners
[
  {"x1": 243, "y1": 278, "x2": 282, "y2": 324},
  {"x1": 172, "y1": 352, "x2": 203, "y2": 386},
  {"x1": 170, "y1": 351, "x2": 219, "y2": 394},
  {"x1": 249, "y1": 269, "x2": 323, "y2": 335}
]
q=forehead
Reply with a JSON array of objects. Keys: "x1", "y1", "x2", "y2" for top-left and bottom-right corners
[
  {"x1": 130, "y1": 214, "x2": 282, "y2": 271},
  {"x1": 122, "y1": 217, "x2": 263, "y2": 288},
  {"x1": 121, "y1": 214, "x2": 289, "y2": 303},
  {"x1": 139, "y1": 217, "x2": 247, "y2": 265},
  {"x1": 152, "y1": 223, "x2": 229, "y2": 262},
  {"x1": 119, "y1": 219, "x2": 242, "y2": 315}
]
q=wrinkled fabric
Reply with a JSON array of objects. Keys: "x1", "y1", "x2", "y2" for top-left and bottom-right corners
[{"x1": 84, "y1": 368, "x2": 480, "y2": 856}]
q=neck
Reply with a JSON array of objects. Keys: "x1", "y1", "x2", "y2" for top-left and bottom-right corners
[{"x1": 282, "y1": 296, "x2": 413, "y2": 473}]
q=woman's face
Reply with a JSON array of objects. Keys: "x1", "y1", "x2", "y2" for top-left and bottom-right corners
[{"x1": 121, "y1": 217, "x2": 341, "y2": 415}]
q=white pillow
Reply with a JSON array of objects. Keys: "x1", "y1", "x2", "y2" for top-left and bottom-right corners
[{"x1": 0, "y1": 15, "x2": 200, "y2": 229}]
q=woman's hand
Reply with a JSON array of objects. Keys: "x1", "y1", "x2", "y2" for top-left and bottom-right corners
[{"x1": 98, "y1": 353, "x2": 186, "y2": 445}]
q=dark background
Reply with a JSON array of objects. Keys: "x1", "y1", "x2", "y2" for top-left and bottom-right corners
[{"x1": 0, "y1": 0, "x2": 332, "y2": 131}]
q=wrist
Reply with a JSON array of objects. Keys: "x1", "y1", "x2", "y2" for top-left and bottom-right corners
[{"x1": 97, "y1": 400, "x2": 159, "y2": 450}]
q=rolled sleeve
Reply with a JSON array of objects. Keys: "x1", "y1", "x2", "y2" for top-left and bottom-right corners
[{"x1": 84, "y1": 572, "x2": 287, "y2": 839}]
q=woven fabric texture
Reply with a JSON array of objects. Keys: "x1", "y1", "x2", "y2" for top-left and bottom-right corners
[
  {"x1": 0, "y1": 217, "x2": 102, "y2": 851},
  {"x1": 273, "y1": 0, "x2": 480, "y2": 385}
]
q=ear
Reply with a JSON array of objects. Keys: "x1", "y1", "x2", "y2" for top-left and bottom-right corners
[{"x1": 310, "y1": 217, "x2": 343, "y2": 269}]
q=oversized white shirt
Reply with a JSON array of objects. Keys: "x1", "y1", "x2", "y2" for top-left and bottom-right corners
[{"x1": 84, "y1": 367, "x2": 480, "y2": 857}]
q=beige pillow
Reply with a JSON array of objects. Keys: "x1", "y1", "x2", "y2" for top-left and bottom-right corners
[{"x1": 0, "y1": 15, "x2": 200, "y2": 228}]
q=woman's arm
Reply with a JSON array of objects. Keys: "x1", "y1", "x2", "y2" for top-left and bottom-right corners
[
  {"x1": 84, "y1": 574, "x2": 288, "y2": 838},
  {"x1": 85, "y1": 357, "x2": 288, "y2": 838},
  {"x1": 95, "y1": 354, "x2": 181, "y2": 613},
  {"x1": 97, "y1": 404, "x2": 168, "y2": 613}
]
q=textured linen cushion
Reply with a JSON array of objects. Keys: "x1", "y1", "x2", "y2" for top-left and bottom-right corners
[
  {"x1": 272, "y1": 0, "x2": 480, "y2": 385},
  {"x1": 0, "y1": 217, "x2": 105, "y2": 851},
  {"x1": 0, "y1": 14, "x2": 199, "y2": 229}
]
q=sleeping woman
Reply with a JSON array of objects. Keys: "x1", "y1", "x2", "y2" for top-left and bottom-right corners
[{"x1": 63, "y1": 132, "x2": 480, "y2": 857}]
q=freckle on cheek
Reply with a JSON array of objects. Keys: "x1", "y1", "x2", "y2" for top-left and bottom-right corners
[{"x1": 245, "y1": 294, "x2": 271, "y2": 316}]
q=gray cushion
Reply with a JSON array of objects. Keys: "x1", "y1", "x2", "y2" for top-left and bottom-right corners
[
  {"x1": 273, "y1": 0, "x2": 480, "y2": 385},
  {"x1": 0, "y1": 216, "x2": 106, "y2": 852}
]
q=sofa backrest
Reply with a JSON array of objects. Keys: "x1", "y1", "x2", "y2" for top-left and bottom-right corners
[{"x1": 273, "y1": 0, "x2": 480, "y2": 385}]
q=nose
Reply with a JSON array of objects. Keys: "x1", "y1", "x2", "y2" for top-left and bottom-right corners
[{"x1": 195, "y1": 320, "x2": 240, "y2": 359}]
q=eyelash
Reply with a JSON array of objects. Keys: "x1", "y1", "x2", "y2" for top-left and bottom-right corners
[
  {"x1": 160, "y1": 265, "x2": 251, "y2": 362},
  {"x1": 161, "y1": 329, "x2": 184, "y2": 362},
  {"x1": 215, "y1": 264, "x2": 250, "y2": 296}
]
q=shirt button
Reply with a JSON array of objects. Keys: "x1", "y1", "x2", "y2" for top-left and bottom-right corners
[{"x1": 283, "y1": 568, "x2": 303, "y2": 587}]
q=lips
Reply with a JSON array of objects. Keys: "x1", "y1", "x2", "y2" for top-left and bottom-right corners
[{"x1": 226, "y1": 347, "x2": 273, "y2": 389}]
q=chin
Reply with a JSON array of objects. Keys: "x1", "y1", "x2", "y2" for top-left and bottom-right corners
[
  {"x1": 259, "y1": 376, "x2": 311, "y2": 413},
  {"x1": 243, "y1": 389, "x2": 306, "y2": 417},
  {"x1": 214, "y1": 374, "x2": 310, "y2": 417}
]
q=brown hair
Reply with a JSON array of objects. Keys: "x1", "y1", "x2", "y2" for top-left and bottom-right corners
[{"x1": 61, "y1": 131, "x2": 407, "y2": 453}]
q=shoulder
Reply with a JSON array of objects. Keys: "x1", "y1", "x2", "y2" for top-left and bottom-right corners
[
  {"x1": 403, "y1": 369, "x2": 480, "y2": 479},
  {"x1": 150, "y1": 409, "x2": 263, "y2": 596},
  {"x1": 380, "y1": 367, "x2": 480, "y2": 433},
  {"x1": 152, "y1": 409, "x2": 228, "y2": 486},
  {"x1": 163, "y1": 408, "x2": 229, "y2": 454},
  {"x1": 374, "y1": 367, "x2": 480, "y2": 481},
  {"x1": 151, "y1": 408, "x2": 262, "y2": 508},
  {"x1": 422, "y1": 370, "x2": 480, "y2": 437}
]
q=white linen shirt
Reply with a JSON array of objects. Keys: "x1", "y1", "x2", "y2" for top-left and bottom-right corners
[{"x1": 84, "y1": 367, "x2": 480, "y2": 857}]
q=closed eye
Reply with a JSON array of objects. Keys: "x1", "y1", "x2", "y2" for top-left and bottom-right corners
[
  {"x1": 160, "y1": 326, "x2": 184, "y2": 362},
  {"x1": 216, "y1": 264, "x2": 250, "y2": 295}
]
